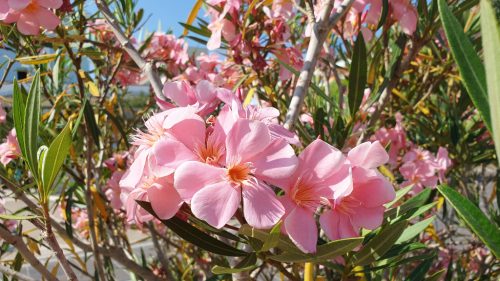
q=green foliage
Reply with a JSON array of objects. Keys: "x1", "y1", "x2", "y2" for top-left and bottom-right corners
[
  {"x1": 438, "y1": 0, "x2": 491, "y2": 132},
  {"x1": 437, "y1": 185, "x2": 500, "y2": 258}
]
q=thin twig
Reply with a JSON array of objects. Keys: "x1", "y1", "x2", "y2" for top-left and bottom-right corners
[
  {"x1": 284, "y1": 0, "x2": 355, "y2": 129},
  {"x1": 0, "y1": 263, "x2": 37, "y2": 281},
  {"x1": 0, "y1": 60, "x2": 15, "y2": 89},
  {"x1": 147, "y1": 222, "x2": 174, "y2": 281},
  {"x1": 0, "y1": 227, "x2": 59, "y2": 281},
  {"x1": 94, "y1": 0, "x2": 165, "y2": 101}
]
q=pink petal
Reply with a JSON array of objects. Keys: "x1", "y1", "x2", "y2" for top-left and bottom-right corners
[
  {"x1": 152, "y1": 138, "x2": 197, "y2": 173},
  {"x1": 299, "y1": 139, "x2": 346, "y2": 180},
  {"x1": 119, "y1": 151, "x2": 148, "y2": 189},
  {"x1": 174, "y1": 161, "x2": 226, "y2": 203},
  {"x1": 351, "y1": 168, "x2": 395, "y2": 207},
  {"x1": 348, "y1": 141, "x2": 388, "y2": 169},
  {"x1": 162, "y1": 81, "x2": 194, "y2": 107},
  {"x1": 207, "y1": 23, "x2": 222, "y2": 50},
  {"x1": 350, "y1": 206, "x2": 384, "y2": 230},
  {"x1": 250, "y1": 138, "x2": 298, "y2": 188},
  {"x1": 37, "y1": 0, "x2": 63, "y2": 9},
  {"x1": 320, "y1": 210, "x2": 340, "y2": 241},
  {"x1": 284, "y1": 206, "x2": 317, "y2": 253},
  {"x1": 191, "y1": 181, "x2": 241, "y2": 228},
  {"x1": 242, "y1": 180, "x2": 284, "y2": 229},
  {"x1": 148, "y1": 179, "x2": 183, "y2": 220},
  {"x1": 17, "y1": 12, "x2": 39, "y2": 35},
  {"x1": 8, "y1": 0, "x2": 29, "y2": 10},
  {"x1": 34, "y1": 7, "x2": 60, "y2": 30},
  {"x1": 164, "y1": 107, "x2": 206, "y2": 151},
  {"x1": 226, "y1": 119, "x2": 271, "y2": 165}
]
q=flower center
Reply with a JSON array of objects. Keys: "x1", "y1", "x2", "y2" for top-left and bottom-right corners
[
  {"x1": 196, "y1": 142, "x2": 223, "y2": 165},
  {"x1": 25, "y1": 2, "x2": 39, "y2": 13},
  {"x1": 334, "y1": 197, "x2": 362, "y2": 215},
  {"x1": 290, "y1": 178, "x2": 325, "y2": 211},
  {"x1": 227, "y1": 163, "x2": 251, "y2": 184}
]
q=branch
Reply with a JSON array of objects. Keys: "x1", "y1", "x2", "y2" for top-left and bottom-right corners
[
  {"x1": 0, "y1": 227, "x2": 58, "y2": 281},
  {"x1": 284, "y1": 0, "x2": 355, "y2": 129},
  {"x1": 0, "y1": 175, "x2": 164, "y2": 281},
  {"x1": 0, "y1": 263, "x2": 37, "y2": 281},
  {"x1": 94, "y1": 0, "x2": 164, "y2": 101}
]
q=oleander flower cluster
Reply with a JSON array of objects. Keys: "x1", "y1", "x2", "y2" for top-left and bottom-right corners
[
  {"x1": 0, "y1": 0, "x2": 63, "y2": 35},
  {"x1": 120, "y1": 80, "x2": 396, "y2": 253}
]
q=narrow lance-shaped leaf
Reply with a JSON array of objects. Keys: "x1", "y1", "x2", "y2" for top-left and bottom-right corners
[
  {"x1": 437, "y1": 185, "x2": 500, "y2": 258},
  {"x1": 23, "y1": 71, "x2": 41, "y2": 180},
  {"x1": 136, "y1": 201, "x2": 247, "y2": 257},
  {"x1": 438, "y1": 0, "x2": 491, "y2": 132},
  {"x1": 12, "y1": 79, "x2": 26, "y2": 158},
  {"x1": 42, "y1": 122, "x2": 73, "y2": 197},
  {"x1": 481, "y1": 0, "x2": 500, "y2": 165},
  {"x1": 211, "y1": 253, "x2": 258, "y2": 274},
  {"x1": 348, "y1": 33, "x2": 367, "y2": 117},
  {"x1": 353, "y1": 220, "x2": 408, "y2": 266}
]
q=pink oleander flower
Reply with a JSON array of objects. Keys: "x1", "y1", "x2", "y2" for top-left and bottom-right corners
[
  {"x1": 320, "y1": 141, "x2": 395, "y2": 240},
  {"x1": 71, "y1": 208, "x2": 89, "y2": 238},
  {"x1": 174, "y1": 118, "x2": 298, "y2": 229},
  {"x1": 274, "y1": 47, "x2": 303, "y2": 81},
  {"x1": 399, "y1": 161, "x2": 438, "y2": 193},
  {"x1": 373, "y1": 112, "x2": 408, "y2": 166},
  {"x1": 263, "y1": 0, "x2": 294, "y2": 20},
  {"x1": 0, "y1": 0, "x2": 62, "y2": 35},
  {"x1": 120, "y1": 108, "x2": 208, "y2": 189},
  {"x1": 106, "y1": 170, "x2": 125, "y2": 210},
  {"x1": 0, "y1": 129, "x2": 20, "y2": 166},
  {"x1": 434, "y1": 147, "x2": 452, "y2": 183},
  {"x1": 124, "y1": 176, "x2": 182, "y2": 224},
  {"x1": 197, "y1": 53, "x2": 221, "y2": 73},
  {"x1": 158, "y1": 80, "x2": 225, "y2": 116},
  {"x1": 0, "y1": 100, "x2": 6, "y2": 123},
  {"x1": 279, "y1": 139, "x2": 351, "y2": 253},
  {"x1": 146, "y1": 33, "x2": 189, "y2": 76},
  {"x1": 103, "y1": 151, "x2": 130, "y2": 172},
  {"x1": 207, "y1": 16, "x2": 237, "y2": 50},
  {"x1": 216, "y1": 93, "x2": 301, "y2": 146}
]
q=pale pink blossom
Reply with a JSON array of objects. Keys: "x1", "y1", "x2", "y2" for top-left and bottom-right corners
[
  {"x1": 124, "y1": 176, "x2": 182, "y2": 224},
  {"x1": 146, "y1": 33, "x2": 189, "y2": 75},
  {"x1": 0, "y1": 129, "x2": 20, "y2": 166},
  {"x1": 0, "y1": 0, "x2": 62, "y2": 35},
  {"x1": 279, "y1": 140, "x2": 351, "y2": 253},
  {"x1": 434, "y1": 147, "x2": 452, "y2": 183},
  {"x1": 174, "y1": 118, "x2": 298, "y2": 229},
  {"x1": 216, "y1": 95, "x2": 301, "y2": 146},
  {"x1": 373, "y1": 112, "x2": 408, "y2": 165},
  {"x1": 159, "y1": 80, "x2": 225, "y2": 116},
  {"x1": 273, "y1": 47, "x2": 303, "y2": 81},
  {"x1": 106, "y1": 170, "x2": 125, "y2": 210},
  {"x1": 320, "y1": 141, "x2": 395, "y2": 240},
  {"x1": 71, "y1": 208, "x2": 89, "y2": 238},
  {"x1": 120, "y1": 108, "x2": 205, "y2": 189}
]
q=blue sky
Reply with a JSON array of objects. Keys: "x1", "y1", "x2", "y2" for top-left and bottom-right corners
[{"x1": 135, "y1": 1, "x2": 198, "y2": 37}]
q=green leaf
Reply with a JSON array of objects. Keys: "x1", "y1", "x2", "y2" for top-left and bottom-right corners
[
  {"x1": 239, "y1": 224, "x2": 303, "y2": 255},
  {"x1": 24, "y1": 71, "x2": 41, "y2": 180},
  {"x1": 438, "y1": 0, "x2": 491, "y2": 132},
  {"x1": 425, "y1": 269, "x2": 446, "y2": 281},
  {"x1": 385, "y1": 185, "x2": 414, "y2": 208},
  {"x1": 136, "y1": 201, "x2": 246, "y2": 257},
  {"x1": 13, "y1": 80, "x2": 27, "y2": 159},
  {"x1": 385, "y1": 188, "x2": 432, "y2": 219},
  {"x1": 42, "y1": 122, "x2": 73, "y2": 196},
  {"x1": 269, "y1": 237, "x2": 363, "y2": 263},
  {"x1": 407, "y1": 255, "x2": 435, "y2": 281},
  {"x1": 0, "y1": 214, "x2": 39, "y2": 220},
  {"x1": 481, "y1": 0, "x2": 500, "y2": 166},
  {"x1": 348, "y1": 33, "x2": 367, "y2": 117},
  {"x1": 396, "y1": 216, "x2": 435, "y2": 244},
  {"x1": 211, "y1": 253, "x2": 258, "y2": 274},
  {"x1": 353, "y1": 220, "x2": 408, "y2": 266},
  {"x1": 260, "y1": 221, "x2": 282, "y2": 252},
  {"x1": 437, "y1": 185, "x2": 500, "y2": 258}
]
